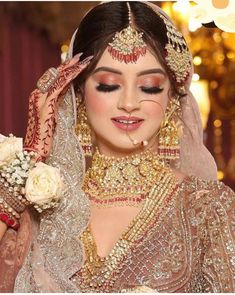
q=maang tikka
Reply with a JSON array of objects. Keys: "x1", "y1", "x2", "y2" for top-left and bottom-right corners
[
  {"x1": 108, "y1": 2, "x2": 191, "y2": 86},
  {"x1": 108, "y1": 2, "x2": 147, "y2": 63}
]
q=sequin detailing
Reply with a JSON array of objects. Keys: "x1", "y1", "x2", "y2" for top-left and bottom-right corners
[
  {"x1": 14, "y1": 148, "x2": 235, "y2": 292},
  {"x1": 72, "y1": 169, "x2": 177, "y2": 292},
  {"x1": 72, "y1": 176, "x2": 235, "y2": 293}
]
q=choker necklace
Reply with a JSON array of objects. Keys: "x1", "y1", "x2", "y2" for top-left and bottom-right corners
[{"x1": 82, "y1": 148, "x2": 168, "y2": 208}]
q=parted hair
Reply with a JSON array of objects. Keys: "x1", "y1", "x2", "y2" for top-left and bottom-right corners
[{"x1": 72, "y1": 1, "x2": 183, "y2": 97}]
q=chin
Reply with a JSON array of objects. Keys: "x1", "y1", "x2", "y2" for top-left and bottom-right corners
[
  {"x1": 97, "y1": 136, "x2": 156, "y2": 157},
  {"x1": 96, "y1": 134, "x2": 150, "y2": 157}
]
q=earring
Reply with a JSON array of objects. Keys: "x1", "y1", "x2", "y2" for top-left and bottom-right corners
[
  {"x1": 76, "y1": 104, "x2": 93, "y2": 157},
  {"x1": 158, "y1": 98, "x2": 180, "y2": 161}
]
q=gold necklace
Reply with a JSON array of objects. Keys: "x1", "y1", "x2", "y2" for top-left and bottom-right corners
[
  {"x1": 82, "y1": 148, "x2": 165, "y2": 208},
  {"x1": 73, "y1": 166, "x2": 178, "y2": 292}
]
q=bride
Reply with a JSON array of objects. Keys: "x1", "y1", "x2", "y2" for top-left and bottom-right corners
[{"x1": 0, "y1": 1, "x2": 235, "y2": 292}]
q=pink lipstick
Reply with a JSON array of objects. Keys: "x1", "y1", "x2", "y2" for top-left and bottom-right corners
[{"x1": 111, "y1": 116, "x2": 144, "y2": 131}]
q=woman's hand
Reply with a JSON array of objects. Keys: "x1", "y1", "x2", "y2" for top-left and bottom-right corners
[{"x1": 24, "y1": 53, "x2": 92, "y2": 161}]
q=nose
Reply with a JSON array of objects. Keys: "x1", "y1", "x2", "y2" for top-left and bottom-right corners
[{"x1": 117, "y1": 88, "x2": 140, "y2": 113}]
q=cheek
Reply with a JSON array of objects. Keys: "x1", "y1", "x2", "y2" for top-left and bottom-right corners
[
  {"x1": 84, "y1": 84, "x2": 109, "y2": 116},
  {"x1": 143, "y1": 103, "x2": 164, "y2": 121},
  {"x1": 142, "y1": 92, "x2": 169, "y2": 121}
]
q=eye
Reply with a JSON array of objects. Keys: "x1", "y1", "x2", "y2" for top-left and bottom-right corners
[
  {"x1": 140, "y1": 86, "x2": 164, "y2": 94},
  {"x1": 96, "y1": 83, "x2": 120, "y2": 92}
]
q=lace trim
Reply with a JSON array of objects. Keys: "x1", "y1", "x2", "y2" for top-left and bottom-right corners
[{"x1": 15, "y1": 89, "x2": 91, "y2": 292}]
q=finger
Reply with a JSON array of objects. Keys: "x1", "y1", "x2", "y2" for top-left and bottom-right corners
[
  {"x1": 60, "y1": 55, "x2": 93, "y2": 77},
  {"x1": 58, "y1": 52, "x2": 84, "y2": 71},
  {"x1": 62, "y1": 55, "x2": 93, "y2": 80},
  {"x1": 47, "y1": 56, "x2": 93, "y2": 96}
]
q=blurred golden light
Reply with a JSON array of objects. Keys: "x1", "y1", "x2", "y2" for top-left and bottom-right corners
[
  {"x1": 161, "y1": 2, "x2": 173, "y2": 18},
  {"x1": 227, "y1": 51, "x2": 235, "y2": 59},
  {"x1": 193, "y1": 56, "x2": 202, "y2": 65},
  {"x1": 213, "y1": 33, "x2": 222, "y2": 43},
  {"x1": 210, "y1": 81, "x2": 218, "y2": 89},
  {"x1": 172, "y1": 0, "x2": 192, "y2": 22},
  {"x1": 190, "y1": 80, "x2": 210, "y2": 129},
  {"x1": 61, "y1": 44, "x2": 69, "y2": 53},
  {"x1": 213, "y1": 52, "x2": 225, "y2": 65},
  {"x1": 192, "y1": 73, "x2": 200, "y2": 81},
  {"x1": 214, "y1": 119, "x2": 222, "y2": 127},
  {"x1": 217, "y1": 170, "x2": 224, "y2": 180}
]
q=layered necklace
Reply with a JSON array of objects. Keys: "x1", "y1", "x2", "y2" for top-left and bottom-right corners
[
  {"x1": 73, "y1": 148, "x2": 179, "y2": 292},
  {"x1": 82, "y1": 148, "x2": 166, "y2": 208}
]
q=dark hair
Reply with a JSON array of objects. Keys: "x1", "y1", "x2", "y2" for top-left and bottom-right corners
[{"x1": 72, "y1": 1, "x2": 185, "y2": 98}]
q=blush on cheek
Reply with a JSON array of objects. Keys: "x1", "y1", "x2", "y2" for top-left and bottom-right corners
[
  {"x1": 84, "y1": 87, "x2": 107, "y2": 115},
  {"x1": 143, "y1": 102, "x2": 165, "y2": 119}
]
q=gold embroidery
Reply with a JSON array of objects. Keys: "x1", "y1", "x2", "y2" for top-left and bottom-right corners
[
  {"x1": 72, "y1": 168, "x2": 177, "y2": 292},
  {"x1": 69, "y1": 176, "x2": 235, "y2": 293}
]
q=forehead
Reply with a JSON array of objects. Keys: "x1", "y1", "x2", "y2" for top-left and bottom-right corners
[{"x1": 95, "y1": 47, "x2": 163, "y2": 73}]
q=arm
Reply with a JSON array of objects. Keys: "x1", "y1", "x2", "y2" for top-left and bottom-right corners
[{"x1": 0, "y1": 54, "x2": 92, "y2": 237}]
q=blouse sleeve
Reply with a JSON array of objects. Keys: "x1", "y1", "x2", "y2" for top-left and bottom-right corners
[{"x1": 202, "y1": 182, "x2": 235, "y2": 292}]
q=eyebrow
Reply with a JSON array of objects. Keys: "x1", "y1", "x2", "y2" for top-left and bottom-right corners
[{"x1": 93, "y1": 66, "x2": 166, "y2": 77}]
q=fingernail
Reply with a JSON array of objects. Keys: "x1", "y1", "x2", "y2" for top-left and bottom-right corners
[
  {"x1": 79, "y1": 55, "x2": 93, "y2": 65},
  {"x1": 73, "y1": 52, "x2": 83, "y2": 61}
]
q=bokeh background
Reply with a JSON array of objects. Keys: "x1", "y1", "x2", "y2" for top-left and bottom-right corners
[{"x1": 0, "y1": 1, "x2": 234, "y2": 189}]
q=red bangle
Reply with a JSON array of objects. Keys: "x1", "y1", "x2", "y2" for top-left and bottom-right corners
[{"x1": 0, "y1": 212, "x2": 20, "y2": 230}]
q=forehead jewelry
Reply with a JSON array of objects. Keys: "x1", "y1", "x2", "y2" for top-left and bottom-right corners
[
  {"x1": 107, "y1": 2, "x2": 147, "y2": 63},
  {"x1": 157, "y1": 11, "x2": 191, "y2": 85}
]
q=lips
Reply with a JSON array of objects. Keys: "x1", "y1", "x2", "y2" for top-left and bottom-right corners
[{"x1": 111, "y1": 116, "x2": 144, "y2": 131}]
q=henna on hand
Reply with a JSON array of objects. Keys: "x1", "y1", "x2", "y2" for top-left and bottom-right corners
[{"x1": 24, "y1": 54, "x2": 93, "y2": 160}]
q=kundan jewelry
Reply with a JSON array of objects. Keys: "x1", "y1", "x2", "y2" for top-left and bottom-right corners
[
  {"x1": 108, "y1": 2, "x2": 147, "y2": 63},
  {"x1": 108, "y1": 2, "x2": 191, "y2": 86},
  {"x1": 159, "y1": 13, "x2": 191, "y2": 85},
  {"x1": 82, "y1": 148, "x2": 165, "y2": 208},
  {"x1": 158, "y1": 98, "x2": 181, "y2": 161},
  {"x1": 76, "y1": 104, "x2": 93, "y2": 157}
]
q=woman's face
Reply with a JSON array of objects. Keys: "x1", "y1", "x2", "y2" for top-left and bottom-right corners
[{"x1": 84, "y1": 48, "x2": 171, "y2": 157}]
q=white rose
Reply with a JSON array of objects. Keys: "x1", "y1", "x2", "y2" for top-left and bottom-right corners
[
  {"x1": 0, "y1": 134, "x2": 23, "y2": 167},
  {"x1": 25, "y1": 162, "x2": 63, "y2": 205}
]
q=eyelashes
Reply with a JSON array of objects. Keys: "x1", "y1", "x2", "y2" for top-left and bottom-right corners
[
  {"x1": 96, "y1": 84, "x2": 119, "y2": 92},
  {"x1": 96, "y1": 83, "x2": 164, "y2": 94},
  {"x1": 140, "y1": 86, "x2": 164, "y2": 94}
]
